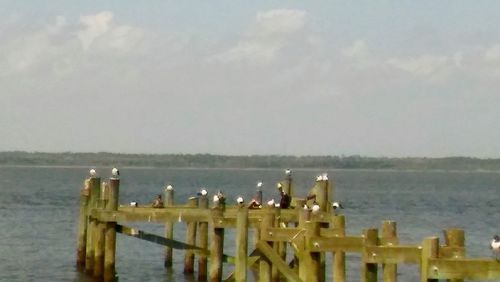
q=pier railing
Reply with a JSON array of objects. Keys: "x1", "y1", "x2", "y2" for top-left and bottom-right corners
[{"x1": 75, "y1": 172, "x2": 500, "y2": 282}]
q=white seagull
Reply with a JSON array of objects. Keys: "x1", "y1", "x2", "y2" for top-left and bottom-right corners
[
  {"x1": 491, "y1": 235, "x2": 500, "y2": 259},
  {"x1": 197, "y1": 188, "x2": 208, "y2": 196},
  {"x1": 130, "y1": 201, "x2": 138, "y2": 207},
  {"x1": 321, "y1": 173, "x2": 328, "y2": 181},
  {"x1": 285, "y1": 169, "x2": 291, "y2": 175},
  {"x1": 112, "y1": 167, "x2": 120, "y2": 177},
  {"x1": 267, "y1": 199, "x2": 275, "y2": 207},
  {"x1": 89, "y1": 168, "x2": 97, "y2": 177},
  {"x1": 277, "y1": 182, "x2": 283, "y2": 189},
  {"x1": 236, "y1": 196, "x2": 244, "y2": 204},
  {"x1": 316, "y1": 175, "x2": 322, "y2": 181},
  {"x1": 257, "y1": 182, "x2": 263, "y2": 188},
  {"x1": 165, "y1": 184, "x2": 173, "y2": 191},
  {"x1": 213, "y1": 194, "x2": 220, "y2": 203},
  {"x1": 332, "y1": 202, "x2": 344, "y2": 210},
  {"x1": 311, "y1": 203, "x2": 321, "y2": 213}
]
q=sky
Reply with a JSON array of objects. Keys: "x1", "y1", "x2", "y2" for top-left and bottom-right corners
[{"x1": 1, "y1": 1, "x2": 500, "y2": 157}]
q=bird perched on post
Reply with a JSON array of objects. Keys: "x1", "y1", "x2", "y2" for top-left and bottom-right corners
[
  {"x1": 236, "y1": 196, "x2": 244, "y2": 204},
  {"x1": 285, "y1": 169, "x2": 291, "y2": 176},
  {"x1": 89, "y1": 168, "x2": 97, "y2": 177},
  {"x1": 197, "y1": 188, "x2": 208, "y2": 197},
  {"x1": 311, "y1": 202, "x2": 321, "y2": 213},
  {"x1": 332, "y1": 202, "x2": 344, "y2": 210},
  {"x1": 491, "y1": 235, "x2": 500, "y2": 259},
  {"x1": 111, "y1": 167, "x2": 120, "y2": 178}
]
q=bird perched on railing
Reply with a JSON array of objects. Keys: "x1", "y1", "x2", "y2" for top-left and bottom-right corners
[
  {"x1": 491, "y1": 235, "x2": 500, "y2": 259},
  {"x1": 332, "y1": 202, "x2": 344, "y2": 210},
  {"x1": 311, "y1": 202, "x2": 321, "y2": 213},
  {"x1": 267, "y1": 199, "x2": 275, "y2": 207},
  {"x1": 112, "y1": 167, "x2": 120, "y2": 178},
  {"x1": 89, "y1": 168, "x2": 97, "y2": 177}
]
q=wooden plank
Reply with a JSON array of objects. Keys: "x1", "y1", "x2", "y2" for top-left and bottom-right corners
[
  {"x1": 93, "y1": 208, "x2": 211, "y2": 223},
  {"x1": 363, "y1": 245, "x2": 421, "y2": 264},
  {"x1": 256, "y1": 241, "x2": 303, "y2": 282},
  {"x1": 306, "y1": 236, "x2": 364, "y2": 252},
  {"x1": 427, "y1": 258, "x2": 500, "y2": 280},
  {"x1": 439, "y1": 246, "x2": 465, "y2": 259}
]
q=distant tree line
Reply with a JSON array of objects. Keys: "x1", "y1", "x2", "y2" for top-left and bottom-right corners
[{"x1": 0, "y1": 151, "x2": 499, "y2": 171}]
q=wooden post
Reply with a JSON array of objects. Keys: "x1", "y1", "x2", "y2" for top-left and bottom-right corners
[
  {"x1": 381, "y1": 221, "x2": 397, "y2": 282},
  {"x1": 259, "y1": 205, "x2": 275, "y2": 282},
  {"x1": 297, "y1": 208, "x2": 309, "y2": 281},
  {"x1": 164, "y1": 185, "x2": 174, "y2": 268},
  {"x1": 361, "y1": 228, "x2": 378, "y2": 282},
  {"x1": 198, "y1": 194, "x2": 209, "y2": 281},
  {"x1": 184, "y1": 197, "x2": 199, "y2": 274},
  {"x1": 209, "y1": 207, "x2": 225, "y2": 282},
  {"x1": 420, "y1": 236, "x2": 439, "y2": 282},
  {"x1": 305, "y1": 221, "x2": 321, "y2": 282},
  {"x1": 332, "y1": 215, "x2": 346, "y2": 282},
  {"x1": 94, "y1": 181, "x2": 110, "y2": 278},
  {"x1": 272, "y1": 207, "x2": 282, "y2": 282},
  {"x1": 444, "y1": 228, "x2": 464, "y2": 282},
  {"x1": 235, "y1": 205, "x2": 249, "y2": 282},
  {"x1": 76, "y1": 179, "x2": 90, "y2": 269},
  {"x1": 104, "y1": 177, "x2": 119, "y2": 282},
  {"x1": 85, "y1": 177, "x2": 100, "y2": 273}
]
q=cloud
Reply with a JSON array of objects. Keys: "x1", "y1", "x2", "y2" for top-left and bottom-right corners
[
  {"x1": 341, "y1": 39, "x2": 368, "y2": 58},
  {"x1": 209, "y1": 9, "x2": 307, "y2": 64},
  {"x1": 386, "y1": 54, "x2": 449, "y2": 76},
  {"x1": 77, "y1": 11, "x2": 145, "y2": 54},
  {"x1": 484, "y1": 44, "x2": 500, "y2": 62}
]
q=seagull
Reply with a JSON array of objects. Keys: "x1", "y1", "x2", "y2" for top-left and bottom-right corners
[
  {"x1": 257, "y1": 182, "x2": 263, "y2": 189},
  {"x1": 277, "y1": 182, "x2": 283, "y2": 189},
  {"x1": 311, "y1": 203, "x2": 321, "y2": 213},
  {"x1": 321, "y1": 173, "x2": 328, "y2": 181},
  {"x1": 165, "y1": 184, "x2": 173, "y2": 191},
  {"x1": 112, "y1": 167, "x2": 120, "y2": 177},
  {"x1": 491, "y1": 235, "x2": 500, "y2": 259},
  {"x1": 303, "y1": 204, "x2": 309, "y2": 210},
  {"x1": 285, "y1": 169, "x2": 291, "y2": 175},
  {"x1": 274, "y1": 203, "x2": 280, "y2": 208},
  {"x1": 197, "y1": 188, "x2": 208, "y2": 196},
  {"x1": 89, "y1": 168, "x2": 97, "y2": 177},
  {"x1": 316, "y1": 175, "x2": 323, "y2": 181},
  {"x1": 130, "y1": 201, "x2": 138, "y2": 207},
  {"x1": 267, "y1": 199, "x2": 275, "y2": 207},
  {"x1": 332, "y1": 202, "x2": 344, "y2": 210},
  {"x1": 213, "y1": 194, "x2": 220, "y2": 203},
  {"x1": 236, "y1": 196, "x2": 244, "y2": 204}
]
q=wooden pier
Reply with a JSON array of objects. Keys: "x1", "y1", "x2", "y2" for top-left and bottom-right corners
[{"x1": 75, "y1": 170, "x2": 500, "y2": 282}]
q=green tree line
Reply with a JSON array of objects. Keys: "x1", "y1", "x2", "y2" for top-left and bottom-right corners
[{"x1": 1, "y1": 151, "x2": 500, "y2": 171}]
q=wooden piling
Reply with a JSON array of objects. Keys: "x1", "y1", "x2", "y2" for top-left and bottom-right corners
[
  {"x1": 420, "y1": 236, "x2": 439, "y2": 282},
  {"x1": 444, "y1": 228, "x2": 464, "y2": 282},
  {"x1": 209, "y1": 207, "x2": 225, "y2": 282},
  {"x1": 184, "y1": 197, "x2": 199, "y2": 274},
  {"x1": 297, "y1": 208, "x2": 309, "y2": 281},
  {"x1": 164, "y1": 185, "x2": 174, "y2": 268},
  {"x1": 198, "y1": 194, "x2": 209, "y2": 281},
  {"x1": 259, "y1": 205, "x2": 276, "y2": 282},
  {"x1": 85, "y1": 177, "x2": 101, "y2": 273},
  {"x1": 332, "y1": 215, "x2": 346, "y2": 282},
  {"x1": 381, "y1": 221, "x2": 398, "y2": 282},
  {"x1": 235, "y1": 205, "x2": 249, "y2": 282},
  {"x1": 305, "y1": 221, "x2": 321, "y2": 282},
  {"x1": 76, "y1": 179, "x2": 90, "y2": 269},
  {"x1": 94, "y1": 220, "x2": 105, "y2": 278},
  {"x1": 361, "y1": 228, "x2": 378, "y2": 282},
  {"x1": 103, "y1": 177, "x2": 119, "y2": 282}
]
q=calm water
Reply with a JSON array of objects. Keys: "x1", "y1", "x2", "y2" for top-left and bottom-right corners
[{"x1": 0, "y1": 167, "x2": 498, "y2": 281}]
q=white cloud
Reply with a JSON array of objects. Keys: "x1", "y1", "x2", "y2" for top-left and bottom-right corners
[
  {"x1": 77, "y1": 11, "x2": 145, "y2": 54},
  {"x1": 210, "y1": 9, "x2": 307, "y2": 64},
  {"x1": 484, "y1": 44, "x2": 500, "y2": 62},
  {"x1": 341, "y1": 39, "x2": 368, "y2": 58},
  {"x1": 386, "y1": 54, "x2": 449, "y2": 76}
]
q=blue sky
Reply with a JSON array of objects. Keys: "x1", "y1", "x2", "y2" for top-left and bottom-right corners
[{"x1": 1, "y1": 1, "x2": 500, "y2": 157}]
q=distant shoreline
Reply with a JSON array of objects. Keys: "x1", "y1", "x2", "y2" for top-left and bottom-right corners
[{"x1": 1, "y1": 151, "x2": 499, "y2": 172}]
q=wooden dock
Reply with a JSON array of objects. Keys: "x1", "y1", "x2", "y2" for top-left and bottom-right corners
[{"x1": 75, "y1": 170, "x2": 500, "y2": 282}]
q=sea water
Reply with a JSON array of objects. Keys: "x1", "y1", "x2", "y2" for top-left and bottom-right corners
[{"x1": 0, "y1": 167, "x2": 497, "y2": 281}]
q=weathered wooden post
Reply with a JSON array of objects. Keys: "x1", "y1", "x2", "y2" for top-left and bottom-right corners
[
  {"x1": 444, "y1": 228, "x2": 464, "y2": 282},
  {"x1": 272, "y1": 206, "x2": 281, "y2": 282},
  {"x1": 103, "y1": 177, "x2": 119, "y2": 282},
  {"x1": 381, "y1": 221, "x2": 398, "y2": 282},
  {"x1": 209, "y1": 201, "x2": 225, "y2": 282},
  {"x1": 297, "y1": 208, "x2": 310, "y2": 281},
  {"x1": 235, "y1": 204, "x2": 249, "y2": 282},
  {"x1": 198, "y1": 193, "x2": 209, "y2": 281},
  {"x1": 305, "y1": 220, "x2": 321, "y2": 282},
  {"x1": 164, "y1": 184, "x2": 174, "y2": 268},
  {"x1": 332, "y1": 215, "x2": 346, "y2": 282},
  {"x1": 85, "y1": 177, "x2": 101, "y2": 273},
  {"x1": 76, "y1": 178, "x2": 90, "y2": 269},
  {"x1": 259, "y1": 204, "x2": 276, "y2": 282},
  {"x1": 361, "y1": 228, "x2": 378, "y2": 282},
  {"x1": 93, "y1": 181, "x2": 109, "y2": 278},
  {"x1": 420, "y1": 236, "x2": 439, "y2": 282},
  {"x1": 184, "y1": 197, "x2": 199, "y2": 274}
]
